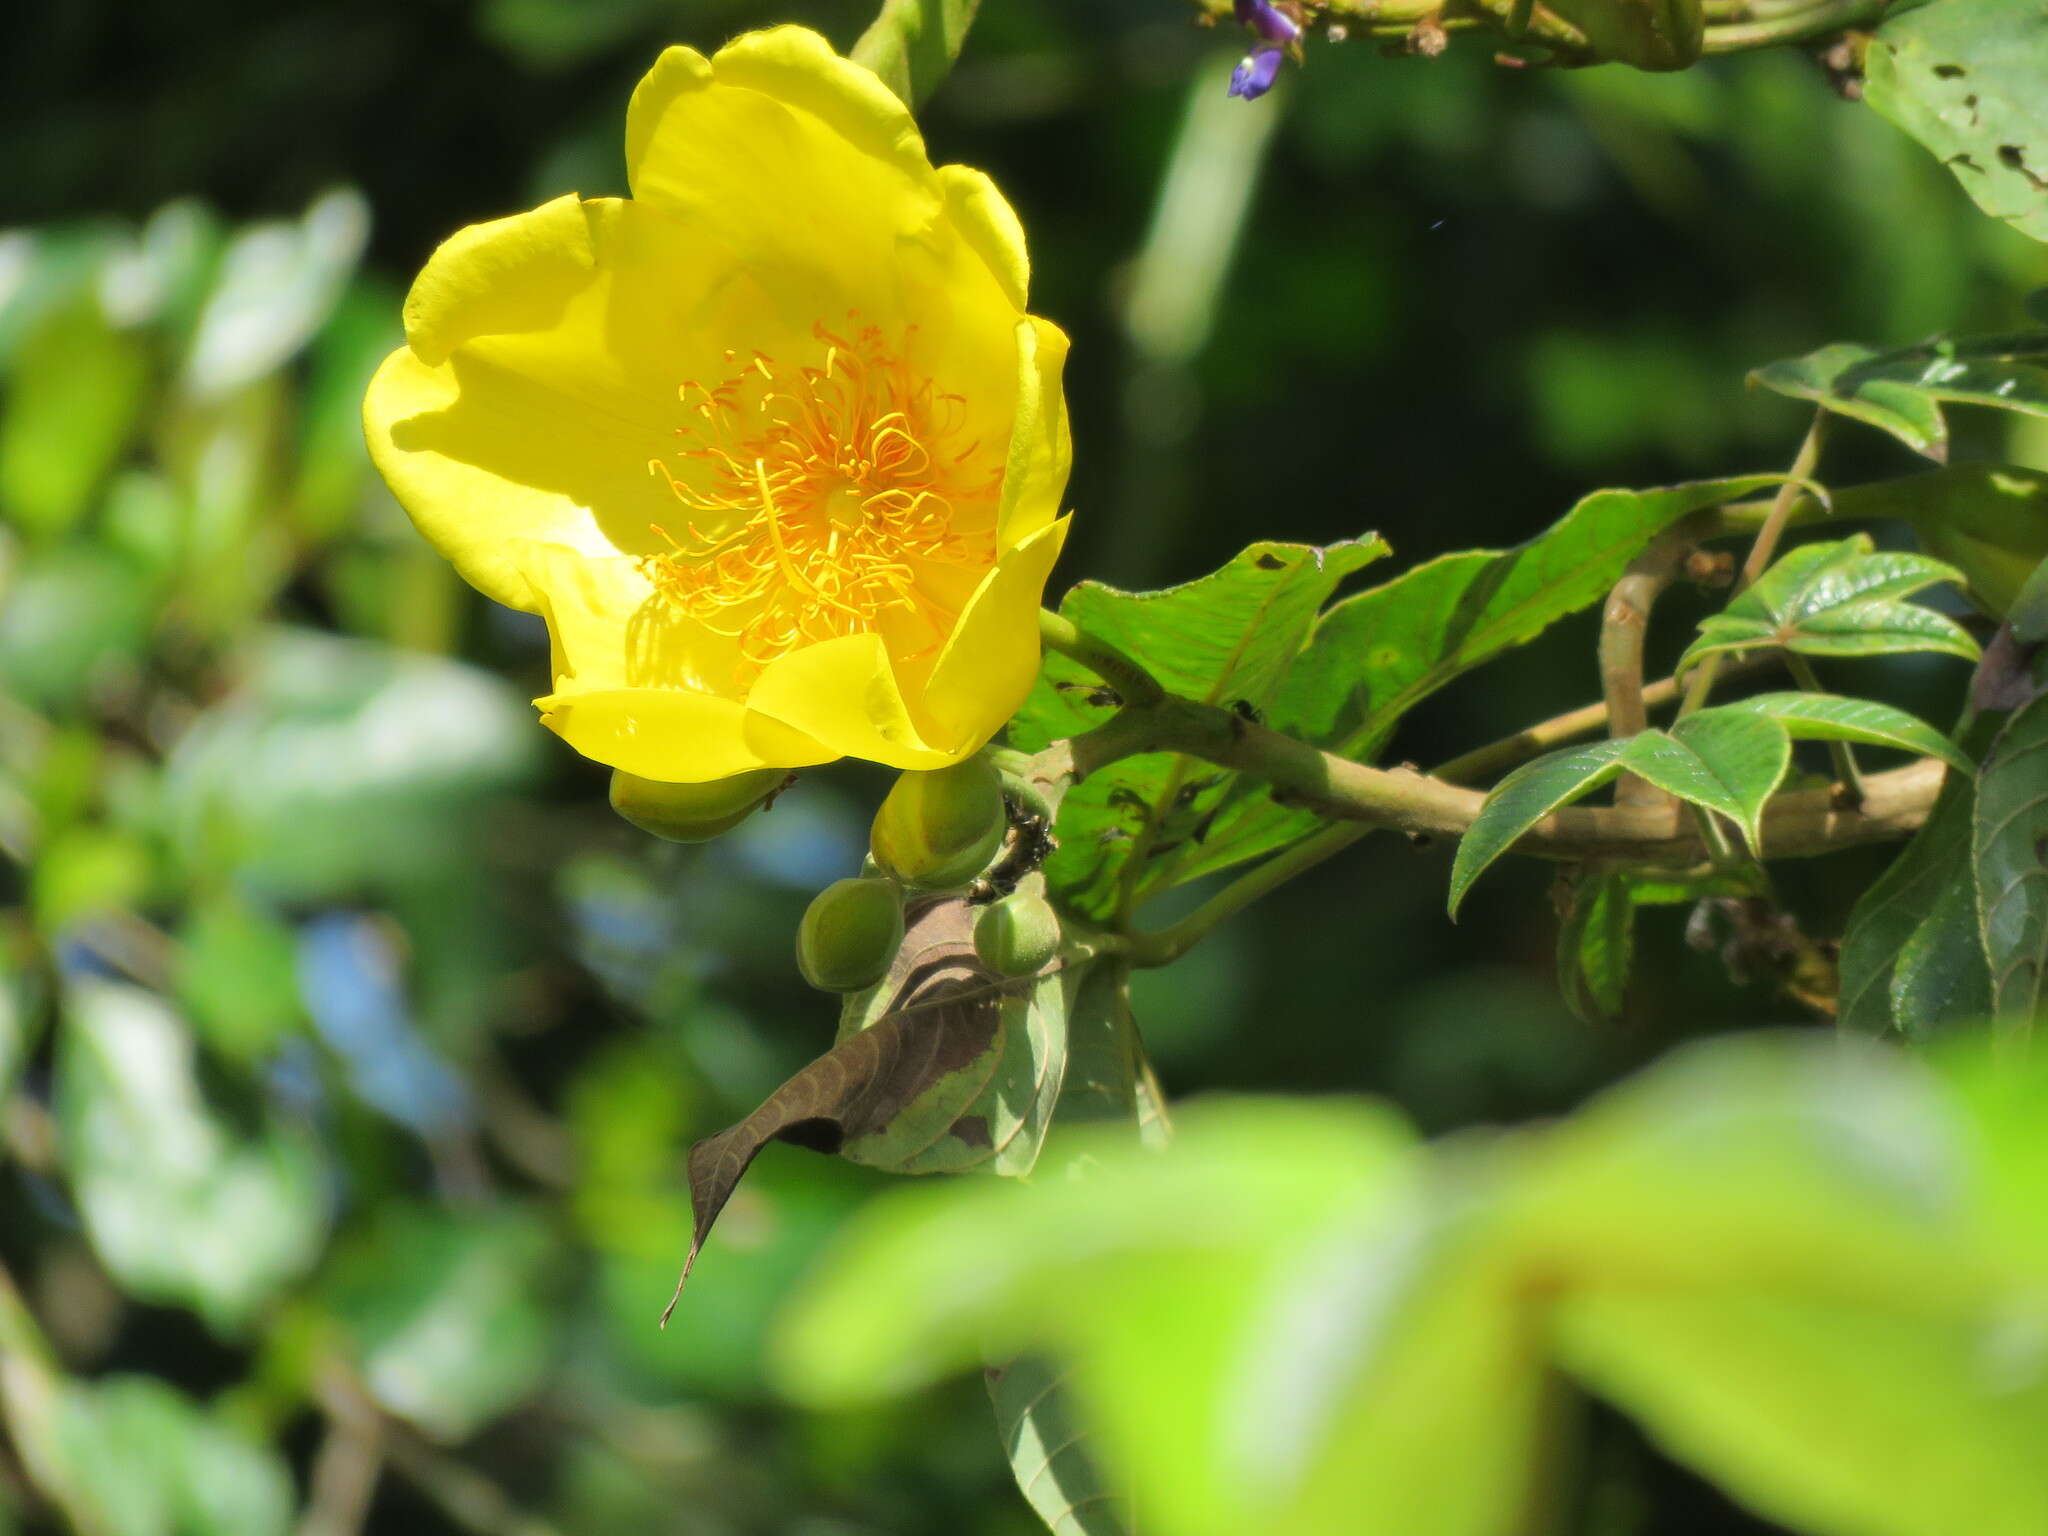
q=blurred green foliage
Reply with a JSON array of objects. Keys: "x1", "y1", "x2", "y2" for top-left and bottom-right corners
[{"x1": 2, "y1": 0, "x2": 2046, "y2": 1533}]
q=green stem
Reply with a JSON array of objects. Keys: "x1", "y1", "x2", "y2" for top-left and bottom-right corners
[
  {"x1": 1039, "y1": 609, "x2": 1167, "y2": 708},
  {"x1": 1682, "y1": 411, "x2": 1830, "y2": 717},
  {"x1": 1691, "y1": 803, "x2": 1740, "y2": 867},
  {"x1": 1124, "y1": 820, "x2": 1367, "y2": 967},
  {"x1": 1702, "y1": 0, "x2": 1884, "y2": 52},
  {"x1": 1785, "y1": 654, "x2": 1869, "y2": 804}
]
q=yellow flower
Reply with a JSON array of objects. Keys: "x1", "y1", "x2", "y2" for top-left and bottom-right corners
[{"x1": 363, "y1": 27, "x2": 1071, "y2": 782}]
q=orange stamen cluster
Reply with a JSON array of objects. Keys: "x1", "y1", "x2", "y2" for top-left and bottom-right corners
[{"x1": 643, "y1": 317, "x2": 1001, "y2": 672}]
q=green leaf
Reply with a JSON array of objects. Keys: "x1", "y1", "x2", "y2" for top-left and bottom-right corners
[
  {"x1": 162, "y1": 627, "x2": 539, "y2": 899},
  {"x1": 1676, "y1": 535, "x2": 1978, "y2": 674},
  {"x1": 325, "y1": 1203, "x2": 554, "y2": 1441},
  {"x1": 180, "y1": 187, "x2": 368, "y2": 399},
  {"x1": 0, "y1": 544, "x2": 157, "y2": 712},
  {"x1": 852, "y1": 0, "x2": 983, "y2": 108},
  {"x1": 1750, "y1": 337, "x2": 2048, "y2": 461},
  {"x1": 1555, "y1": 1293, "x2": 2048, "y2": 1536},
  {"x1": 2011, "y1": 552, "x2": 2048, "y2": 643},
  {"x1": 1541, "y1": 0, "x2": 1702, "y2": 69},
  {"x1": 1839, "y1": 761, "x2": 1992, "y2": 1035},
  {"x1": 1864, "y1": 0, "x2": 2048, "y2": 246},
  {"x1": 1448, "y1": 740, "x2": 1631, "y2": 918},
  {"x1": 0, "y1": 290, "x2": 152, "y2": 538},
  {"x1": 32, "y1": 1376, "x2": 293, "y2": 1536},
  {"x1": 987, "y1": 1357, "x2": 1134, "y2": 1536},
  {"x1": 1974, "y1": 692, "x2": 2048, "y2": 1022},
  {"x1": 1833, "y1": 465, "x2": 2048, "y2": 618},
  {"x1": 1175, "y1": 477, "x2": 1783, "y2": 899},
  {"x1": 1557, "y1": 874, "x2": 1635, "y2": 1025},
  {"x1": 172, "y1": 894, "x2": 304, "y2": 1063},
  {"x1": 56, "y1": 980, "x2": 326, "y2": 1332},
  {"x1": 1646, "y1": 711, "x2": 1793, "y2": 854},
  {"x1": 1707, "y1": 691, "x2": 1974, "y2": 772},
  {"x1": 1013, "y1": 539, "x2": 1387, "y2": 921}
]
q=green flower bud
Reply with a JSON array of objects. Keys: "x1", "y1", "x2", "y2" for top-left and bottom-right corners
[
  {"x1": 796, "y1": 877, "x2": 904, "y2": 993},
  {"x1": 609, "y1": 767, "x2": 787, "y2": 843},
  {"x1": 973, "y1": 891, "x2": 1061, "y2": 977},
  {"x1": 869, "y1": 759, "x2": 1007, "y2": 891}
]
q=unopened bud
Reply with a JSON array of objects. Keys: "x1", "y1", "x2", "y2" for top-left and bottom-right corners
[
  {"x1": 610, "y1": 767, "x2": 787, "y2": 843},
  {"x1": 796, "y1": 877, "x2": 904, "y2": 993},
  {"x1": 973, "y1": 891, "x2": 1061, "y2": 977},
  {"x1": 869, "y1": 759, "x2": 1007, "y2": 892}
]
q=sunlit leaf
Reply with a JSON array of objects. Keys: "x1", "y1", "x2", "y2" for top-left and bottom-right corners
[
  {"x1": 1750, "y1": 337, "x2": 2048, "y2": 461},
  {"x1": 56, "y1": 981, "x2": 326, "y2": 1332},
  {"x1": 1644, "y1": 711, "x2": 1791, "y2": 854},
  {"x1": 987, "y1": 1356, "x2": 1134, "y2": 1536},
  {"x1": 1013, "y1": 539, "x2": 1387, "y2": 920},
  {"x1": 1864, "y1": 0, "x2": 2048, "y2": 246},
  {"x1": 1833, "y1": 465, "x2": 2048, "y2": 617},
  {"x1": 1706, "y1": 692, "x2": 1974, "y2": 772},
  {"x1": 1176, "y1": 478, "x2": 1782, "y2": 900},
  {"x1": 1676, "y1": 535, "x2": 1978, "y2": 673},
  {"x1": 1974, "y1": 692, "x2": 2048, "y2": 1022}
]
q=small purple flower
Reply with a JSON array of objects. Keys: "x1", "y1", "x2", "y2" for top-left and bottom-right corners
[
  {"x1": 1228, "y1": 47, "x2": 1285, "y2": 100},
  {"x1": 1233, "y1": 0, "x2": 1301, "y2": 44}
]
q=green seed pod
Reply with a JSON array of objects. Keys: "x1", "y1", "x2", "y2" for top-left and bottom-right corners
[
  {"x1": 869, "y1": 759, "x2": 1007, "y2": 891},
  {"x1": 973, "y1": 891, "x2": 1061, "y2": 977},
  {"x1": 796, "y1": 877, "x2": 904, "y2": 993},
  {"x1": 609, "y1": 767, "x2": 787, "y2": 843}
]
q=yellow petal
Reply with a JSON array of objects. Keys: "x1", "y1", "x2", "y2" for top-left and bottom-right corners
[
  {"x1": 995, "y1": 316, "x2": 1073, "y2": 551},
  {"x1": 936, "y1": 164, "x2": 1029, "y2": 312},
  {"x1": 538, "y1": 686, "x2": 835, "y2": 784},
  {"x1": 365, "y1": 195, "x2": 800, "y2": 611},
  {"x1": 745, "y1": 632, "x2": 958, "y2": 771},
  {"x1": 921, "y1": 516, "x2": 1070, "y2": 747},
  {"x1": 625, "y1": 30, "x2": 937, "y2": 315}
]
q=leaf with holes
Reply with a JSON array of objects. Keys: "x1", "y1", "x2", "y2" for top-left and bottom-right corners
[
  {"x1": 1750, "y1": 336, "x2": 2048, "y2": 461},
  {"x1": 1864, "y1": 0, "x2": 2048, "y2": 246},
  {"x1": 1011, "y1": 539, "x2": 1387, "y2": 921},
  {"x1": 674, "y1": 899, "x2": 1065, "y2": 1309},
  {"x1": 1705, "y1": 692, "x2": 1975, "y2": 772},
  {"x1": 1449, "y1": 740, "x2": 1632, "y2": 918},
  {"x1": 1152, "y1": 477, "x2": 1784, "y2": 905},
  {"x1": 1838, "y1": 755, "x2": 1990, "y2": 1035},
  {"x1": 1676, "y1": 536, "x2": 1978, "y2": 674},
  {"x1": 1974, "y1": 692, "x2": 2048, "y2": 1021}
]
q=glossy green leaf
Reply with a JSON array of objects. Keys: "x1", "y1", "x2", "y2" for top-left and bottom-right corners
[
  {"x1": 56, "y1": 980, "x2": 326, "y2": 1332},
  {"x1": 1750, "y1": 337, "x2": 2048, "y2": 462},
  {"x1": 1974, "y1": 692, "x2": 2048, "y2": 1022},
  {"x1": 1839, "y1": 761, "x2": 1992, "y2": 1035},
  {"x1": 325, "y1": 1203, "x2": 554, "y2": 1442},
  {"x1": 1172, "y1": 478, "x2": 1783, "y2": 899},
  {"x1": 1707, "y1": 692, "x2": 1974, "y2": 772},
  {"x1": 1013, "y1": 539, "x2": 1387, "y2": 920},
  {"x1": 853, "y1": 0, "x2": 983, "y2": 108},
  {"x1": 1448, "y1": 740, "x2": 1631, "y2": 918},
  {"x1": 1556, "y1": 1293, "x2": 2048, "y2": 1536},
  {"x1": 1649, "y1": 710, "x2": 1792, "y2": 854},
  {"x1": 1676, "y1": 536, "x2": 1978, "y2": 674},
  {"x1": 1865, "y1": 0, "x2": 2048, "y2": 245}
]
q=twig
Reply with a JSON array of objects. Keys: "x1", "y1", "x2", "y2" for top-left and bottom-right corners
[
  {"x1": 1600, "y1": 527, "x2": 1700, "y2": 808},
  {"x1": 1038, "y1": 610, "x2": 1166, "y2": 709}
]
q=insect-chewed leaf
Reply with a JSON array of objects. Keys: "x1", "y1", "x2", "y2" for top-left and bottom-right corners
[
  {"x1": 671, "y1": 898, "x2": 1066, "y2": 1319},
  {"x1": 1974, "y1": 691, "x2": 2048, "y2": 1022},
  {"x1": 1863, "y1": 0, "x2": 2048, "y2": 249}
]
